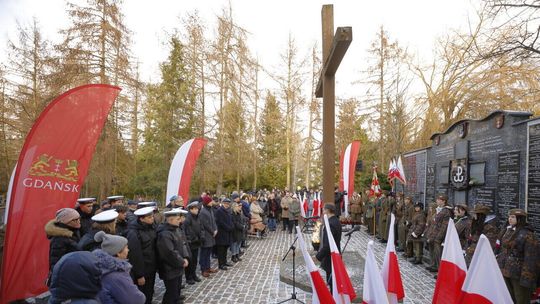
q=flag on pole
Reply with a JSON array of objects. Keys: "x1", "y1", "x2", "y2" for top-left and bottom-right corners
[
  {"x1": 395, "y1": 156, "x2": 407, "y2": 185},
  {"x1": 458, "y1": 235, "x2": 513, "y2": 304},
  {"x1": 381, "y1": 214, "x2": 405, "y2": 303},
  {"x1": 166, "y1": 138, "x2": 207, "y2": 208},
  {"x1": 303, "y1": 193, "x2": 309, "y2": 218},
  {"x1": 300, "y1": 193, "x2": 307, "y2": 218},
  {"x1": 0, "y1": 84, "x2": 120, "y2": 303},
  {"x1": 312, "y1": 192, "x2": 321, "y2": 217},
  {"x1": 387, "y1": 158, "x2": 397, "y2": 186},
  {"x1": 340, "y1": 141, "x2": 361, "y2": 217},
  {"x1": 323, "y1": 214, "x2": 357, "y2": 303},
  {"x1": 363, "y1": 240, "x2": 390, "y2": 304},
  {"x1": 296, "y1": 226, "x2": 335, "y2": 304},
  {"x1": 432, "y1": 220, "x2": 467, "y2": 303},
  {"x1": 369, "y1": 166, "x2": 382, "y2": 197}
]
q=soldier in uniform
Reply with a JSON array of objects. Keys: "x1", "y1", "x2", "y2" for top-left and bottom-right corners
[
  {"x1": 397, "y1": 196, "x2": 413, "y2": 254},
  {"x1": 126, "y1": 206, "x2": 157, "y2": 304},
  {"x1": 349, "y1": 192, "x2": 363, "y2": 224},
  {"x1": 407, "y1": 202, "x2": 426, "y2": 264},
  {"x1": 377, "y1": 192, "x2": 390, "y2": 243},
  {"x1": 365, "y1": 196, "x2": 376, "y2": 235},
  {"x1": 425, "y1": 195, "x2": 453, "y2": 273},
  {"x1": 464, "y1": 204, "x2": 499, "y2": 266},
  {"x1": 497, "y1": 209, "x2": 540, "y2": 304},
  {"x1": 453, "y1": 204, "x2": 471, "y2": 249},
  {"x1": 75, "y1": 197, "x2": 96, "y2": 237}
]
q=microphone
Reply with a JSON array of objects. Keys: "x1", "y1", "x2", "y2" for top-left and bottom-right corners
[{"x1": 343, "y1": 225, "x2": 361, "y2": 237}]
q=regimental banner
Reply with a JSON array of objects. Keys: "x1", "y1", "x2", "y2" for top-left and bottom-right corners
[
  {"x1": 0, "y1": 84, "x2": 120, "y2": 303},
  {"x1": 450, "y1": 158, "x2": 468, "y2": 190}
]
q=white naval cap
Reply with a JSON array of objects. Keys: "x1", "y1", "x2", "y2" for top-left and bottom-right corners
[
  {"x1": 91, "y1": 209, "x2": 119, "y2": 223},
  {"x1": 107, "y1": 195, "x2": 124, "y2": 200},
  {"x1": 77, "y1": 197, "x2": 96, "y2": 203},
  {"x1": 134, "y1": 206, "x2": 155, "y2": 216},
  {"x1": 137, "y1": 201, "x2": 157, "y2": 209},
  {"x1": 164, "y1": 208, "x2": 188, "y2": 217}
]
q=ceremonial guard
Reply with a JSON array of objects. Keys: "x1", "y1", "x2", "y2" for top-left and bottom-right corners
[
  {"x1": 453, "y1": 204, "x2": 471, "y2": 249},
  {"x1": 407, "y1": 202, "x2": 426, "y2": 264},
  {"x1": 75, "y1": 197, "x2": 96, "y2": 237},
  {"x1": 464, "y1": 204, "x2": 499, "y2": 265},
  {"x1": 425, "y1": 195, "x2": 453, "y2": 273},
  {"x1": 126, "y1": 206, "x2": 157, "y2": 304},
  {"x1": 157, "y1": 208, "x2": 190, "y2": 304}
]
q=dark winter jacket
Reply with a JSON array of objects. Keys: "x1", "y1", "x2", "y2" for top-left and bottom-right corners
[
  {"x1": 76, "y1": 206, "x2": 94, "y2": 237},
  {"x1": 215, "y1": 206, "x2": 233, "y2": 246},
  {"x1": 465, "y1": 216, "x2": 499, "y2": 265},
  {"x1": 267, "y1": 198, "x2": 281, "y2": 219},
  {"x1": 184, "y1": 212, "x2": 204, "y2": 250},
  {"x1": 78, "y1": 229, "x2": 101, "y2": 252},
  {"x1": 199, "y1": 205, "x2": 217, "y2": 248},
  {"x1": 45, "y1": 220, "x2": 81, "y2": 271},
  {"x1": 92, "y1": 249, "x2": 146, "y2": 304},
  {"x1": 231, "y1": 211, "x2": 246, "y2": 242},
  {"x1": 241, "y1": 200, "x2": 251, "y2": 220},
  {"x1": 454, "y1": 215, "x2": 472, "y2": 249},
  {"x1": 425, "y1": 206, "x2": 453, "y2": 243},
  {"x1": 156, "y1": 223, "x2": 190, "y2": 280},
  {"x1": 116, "y1": 219, "x2": 128, "y2": 237},
  {"x1": 316, "y1": 215, "x2": 342, "y2": 273},
  {"x1": 48, "y1": 251, "x2": 102, "y2": 304},
  {"x1": 126, "y1": 220, "x2": 157, "y2": 279}
]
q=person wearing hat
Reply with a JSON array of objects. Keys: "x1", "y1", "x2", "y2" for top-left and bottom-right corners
[
  {"x1": 464, "y1": 204, "x2": 499, "y2": 266},
  {"x1": 497, "y1": 209, "x2": 539, "y2": 304},
  {"x1": 424, "y1": 194, "x2": 453, "y2": 273},
  {"x1": 377, "y1": 191, "x2": 391, "y2": 243},
  {"x1": 45, "y1": 208, "x2": 82, "y2": 281},
  {"x1": 157, "y1": 208, "x2": 190, "y2": 304},
  {"x1": 453, "y1": 204, "x2": 471, "y2": 249},
  {"x1": 107, "y1": 195, "x2": 125, "y2": 207},
  {"x1": 92, "y1": 231, "x2": 146, "y2": 304},
  {"x1": 78, "y1": 209, "x2": 119, "y2": 252},
  {"x1": 75, "y1": 197, "x2": 97, "y2": 237},
  {"x1": 126, "y1": 200, "x2": 139, "y2": 223},
  {"x1": 97, "y1": 200, "x2": 112, "y2": 214},
  {"x1": 407, "y1": 202, "x2": 426, "y2": 265},
  {"x1": 198, "y1": 195, "x2": 218, "y2": 277},
  {"x1": 183, "y1": 201, "x2": 204, "y2": 284},
  {"x1": 397, "y1": 196, "x2": 413, "y2": 254},
  {"x1": 115, "y1": 205, "x2": 129, "y2": 237},
  {"x1": 215, "y1": 198, "x2": 234, "y2": 270},
  {"x1": 166, "y1": 195, "x2": 184, "y2": 210},
  {"x1": 231, "y1": 201, "x2": 247, "y2": 263},
  {"x1": 126, "y1": 206, "x2": 158, "y2": 304},
  {"x1": 316, "y1": 203, "x2": 342, "y2": 293}
]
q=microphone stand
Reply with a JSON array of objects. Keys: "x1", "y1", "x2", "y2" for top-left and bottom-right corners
[
  {"x1": 277, "y1": 236, "x2": 305, "y2": 304},
  {"x1": 341, "y1": 225, "x2": 358, "y2": 253}
]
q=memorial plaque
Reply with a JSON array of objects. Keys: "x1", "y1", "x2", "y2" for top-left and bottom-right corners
[
  {"x1": 497, "y1": 151, "x2": 520, "y2": 221},
  {"x1": 527, "y1": 124, "x2": 540, "y2": 237},
  {"x1": 475, "y1": 187, "x2": 496, "y2": 209},
  {"x1": 426, "y1": 164, "x2": 435, "y2": 204}
]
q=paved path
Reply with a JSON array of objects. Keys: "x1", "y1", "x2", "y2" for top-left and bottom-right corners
[{"x1": 153, "y1": 226, "x2": 436, "y2": 304}]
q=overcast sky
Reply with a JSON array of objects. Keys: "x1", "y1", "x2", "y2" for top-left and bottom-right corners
[{"x1": 0, "y1": 0, "x2": 482, "y2": 126}]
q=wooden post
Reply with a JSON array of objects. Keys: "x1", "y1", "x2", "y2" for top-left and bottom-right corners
[{"x1": 316, "y1": 5, "x2": 352, "y2": 206}]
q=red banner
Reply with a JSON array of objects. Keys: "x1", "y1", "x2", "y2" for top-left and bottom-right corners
[{"x1": 0, "y1": 84, "x2": 120, "y2": 303}]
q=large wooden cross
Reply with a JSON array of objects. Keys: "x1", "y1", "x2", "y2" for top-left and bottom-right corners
[{"x1": 316, "y1": 5, "x2": 352, "y2": 206}]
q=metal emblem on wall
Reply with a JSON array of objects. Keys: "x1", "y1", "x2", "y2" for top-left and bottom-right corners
[
  {"x1": 457, "y1": 122, "x2": 468, "y2": 138},
  {"x1": 451, "y1": 158, "x2": 468, "y2": 190}
]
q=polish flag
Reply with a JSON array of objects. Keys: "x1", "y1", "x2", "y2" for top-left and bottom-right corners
[
  {"x1": 369, "y1": 166, "x2": 381, "y2": 197},
  {"x1": 458, "y1": 235, "x2": 513, "y2": 303},
  {"x1": 166, "y1": 138, "x2": 207, "y2": 208},
  {"x1": 387, "y1": 158, "x2": 397, "y2": 186},
  {"x1": 303, "y1": 194, "x2": 309, "y2": 217},
  {"x1": 312, "y1": 192, "x2": 320, "y2": 217},
  {"x1": 362, "y1": 240, "x2": 390, "y2": 304},
  {"x1": 300, "y1": 193, "x2": 307, "y2": 218},
  {"x1": 340, "y1": 141, "x2": 361, "y2": 217},
  {"x1": 432, "y1": 220, "x2": 467, "y2": 303},
  {"x1": 296, "y1": 226, "x2": 335, "y2": 304},
  {"x1": 381, "y1": 214, "x2": 405, "y2": 303},
  {"x1": 395, "y1": 156, "x2": 407, "y2": 185},
  {"x1": 323, "y1": 214, "x2": 357, "y2": 303}
]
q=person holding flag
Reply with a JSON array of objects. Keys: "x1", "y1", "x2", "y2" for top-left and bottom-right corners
[{"x1": 316, "y1": 204, "x2": 342, "y2": 293}]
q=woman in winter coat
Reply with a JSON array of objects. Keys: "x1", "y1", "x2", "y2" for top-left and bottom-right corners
[
  {"x1": 46, "y1": 208, "x2": 82, "y2": 277},
  {"x1": 249, "y1": 198, "x2": 266, "y2": 235},
  {"x1": 231, "y1": 202, "x2": 246, "y2": 262},
  {"x1": 93, "y1": 231, "x2": 145, "y2": 304}
]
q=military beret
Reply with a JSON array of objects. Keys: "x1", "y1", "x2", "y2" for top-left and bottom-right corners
[
  {"x1": 91, "y1": 209, "x2": 118, "y2": 223},
  {"x1": 455, "y1": 203, "x2": 469, "y2": 212},
  {"x1": 472, "y1": 204, "x2": 491, "y2": 215},
  {"x1": 437, "y1": 194, "x2": 448, "y2": 201},
  {"x1": 414, "y1": 202, "x2": 423, "y2": 208},
  {"x1": 134, "y1": 206, "x2": 155, "y2": 217},
  {"x1": 508, "y1": 208, "x2": 527, "y2": 217}
]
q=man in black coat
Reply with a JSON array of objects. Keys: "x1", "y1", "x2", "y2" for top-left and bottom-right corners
[
  {"x1": 199, "y1": 195, "x2": 218, "y2": 277},
  {"x1": 316, "y1": 203, "x2": 342, "y2": 292},
  {"x1": 126, "y1": 206, "x2": 157, "y2": 304},
  {"x1": 157, "y1": 208, "x2": 190, "y2": 304},
  {"x1": 183, "y1": 201, "x2": 204, "y2": 284},
  {"x1": 215, "y1": 198, "x2": 234, "y2": 270},
  {"x1": 75, "y1": 197, "x2": 96, "y2": 237}
]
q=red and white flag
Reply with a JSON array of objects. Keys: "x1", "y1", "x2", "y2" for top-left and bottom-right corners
[
  {"x1": 166, "y1": 138, "x2": 207, "y2": 208},
  {"x1": 395, "y1": 156, "x2": 406, "y2": 185},
  {"x1": 432, "y1": 220, "x2": 467, "y2": 303},
  {"x1": 312, "y1": 192, "x2": 321, "y2": 217},
  {"x1": 1, "y1": 84, "x2": 120, "y2": 302},
  {"x1": 381, "y1": 214, "x2": 405, "y2": 303},
  {"x1": 369, "y1": 166, "x2": 382, "y2": 197},
  {"x1": 303, "y1": 194, "x2": 309, "y2": 218},
  {"x1": 300, "y1": 193, "x2": 307, "y2": 218},
  {"x1": 363, "y1": 240, "x2": 390, "y2": 304},
  {"x1": 458, "y1": 234, "x2": 513, "y2": 303},
  {"x1": 387, "y1": 158, "x2": 397, "y2": 186},
  {"x1": 340, "y1": 141, "x2": 361, "y2": 217},
  {"x1": 296, "y1": 226, "x2": 335, "y2": 304},
  {"x1": 323, "y1": 214, "x2": 357, "y2": 303}
]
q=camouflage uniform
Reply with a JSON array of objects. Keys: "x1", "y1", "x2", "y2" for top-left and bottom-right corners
[
  {"x1": 378, "y1": 196, "x2": 390, "y2": 241},
  {"x1": 464, "y1": 207, "x2": 499, "y2": 266},
  {"x1": 407, "y1": 206, "x2": 426, "y2": 264},
  {"x1": 425, "y1": 205, "x2": 453, "y2": 271},
  {"x1": 364, "y1": 197, "x2": 375, "y2": 234},
  {"x1": 454, "y1": 215, "x2": 471, "y2": 250},
  {"x1": 497, "y1": 222, "x2": 540, "y2": 304},
  {"x1": 397, "y1": 198, "x2": 413, "y2": 254},
  {"x1": 349, "y1": 193, "x2": 363, "y2": 224}
]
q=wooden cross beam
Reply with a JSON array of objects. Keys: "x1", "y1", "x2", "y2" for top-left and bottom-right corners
[{"x1": 317, "y1": 5, "x2": 352, "y2": 206}]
